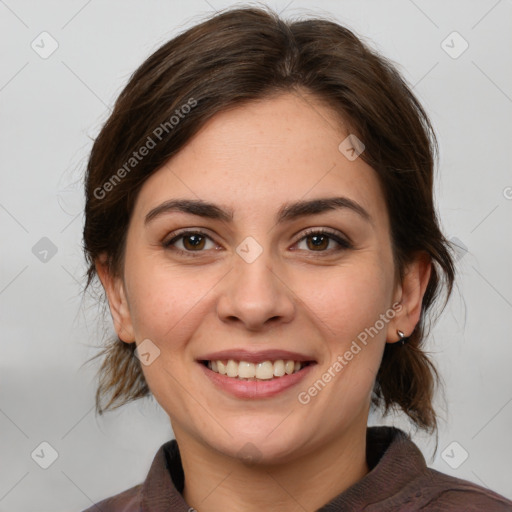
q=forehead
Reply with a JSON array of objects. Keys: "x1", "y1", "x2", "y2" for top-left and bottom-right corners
[{"x1": 133, "y1": 92, "x2": 387, "y2": 224}]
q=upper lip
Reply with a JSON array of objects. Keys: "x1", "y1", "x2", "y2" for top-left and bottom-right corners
[{"x1": 197, "y1": 349, "x2": 317, "y2": 363}]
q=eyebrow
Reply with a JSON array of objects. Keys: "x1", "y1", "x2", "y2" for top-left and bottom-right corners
[{"x1": 144, "y1": 197, "x2": 372, "y2": 225}]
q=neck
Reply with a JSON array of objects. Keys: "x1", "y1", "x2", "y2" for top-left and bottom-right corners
[{"x1": 175, "y1": 420, "x2": 369, "y2": 512}]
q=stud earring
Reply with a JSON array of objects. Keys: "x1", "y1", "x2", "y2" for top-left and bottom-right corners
[{"x1": 397, "y1": 329, "x2": 406, "y2": 345}]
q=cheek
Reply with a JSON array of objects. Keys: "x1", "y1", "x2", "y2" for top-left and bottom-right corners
[
  {"x1": 122, "y1": 253, "x2": 223, "y2": 414},
  {"x1": 296, "y1": 257, "x2": 394, "y2": 396},
  {"x1": 298, "y1": 258, "x2": 394, "y2": 344},
  {"x1": 290, "y1": 261, "x2": 394, "y2": 433},
  {"x1": 123, "y1": 250, "x2": 227, "y2": 348}
]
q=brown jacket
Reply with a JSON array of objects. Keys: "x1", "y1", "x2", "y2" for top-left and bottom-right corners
[{"x1": 83, "y1": 426, "x2": 512, "y2": 511}]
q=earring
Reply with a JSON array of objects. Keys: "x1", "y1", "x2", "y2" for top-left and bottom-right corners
[{"x1": 397, "y1": 329, "x2": 406, "y2": 345}]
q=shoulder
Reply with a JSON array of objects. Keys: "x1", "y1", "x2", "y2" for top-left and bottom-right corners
[
  {"x1": 364, "y1": 427, "x2": 512, "y2": 511},
  {"x1": 413, "y1": 467, "x2": 512, "y2": 511},
  {"x1": 80, "y1": 438, "x2": 182, "y2": 512},
  {"x1": 81, "y1": 483, "x2": 142, "y2": 512}
]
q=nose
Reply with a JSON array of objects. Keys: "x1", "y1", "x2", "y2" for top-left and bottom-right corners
[{"x1": 216, "y1": 249, "x2": 296, "y2": 332}]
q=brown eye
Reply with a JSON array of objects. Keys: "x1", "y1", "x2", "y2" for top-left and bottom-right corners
[
  {"x1": 295, "y1": 229, "x2": 352, "y2": 253},
  {"x1": 163, "y1": 230, "x2": 217, "y2": 255},
  {"x1": 182, "y1": 234, "x2": 206, "y2": 250},
  {"x1": 305, "y1": 233, "x2": 330, "y2": 251}
]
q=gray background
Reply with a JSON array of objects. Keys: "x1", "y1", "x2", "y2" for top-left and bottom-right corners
[{"x1": 1, "y1": 0, "x2": 511, "y2": 510}]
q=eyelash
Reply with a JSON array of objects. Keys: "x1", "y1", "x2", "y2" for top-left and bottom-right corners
[{"x1": 162, "y1": 228, "x2": 352, "y2": 258}]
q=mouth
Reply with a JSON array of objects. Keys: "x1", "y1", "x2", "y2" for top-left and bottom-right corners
[
  {"x1": 200, "y1": 359, "x2": 314, "y2": 381},
  {"x1": 197, "y1": 350, "x2": 317, "y2": 399}
]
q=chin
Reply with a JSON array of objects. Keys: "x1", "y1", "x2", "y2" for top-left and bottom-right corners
[{"x1": 201, "y1": 417, "x2": 312, "y2": 466}]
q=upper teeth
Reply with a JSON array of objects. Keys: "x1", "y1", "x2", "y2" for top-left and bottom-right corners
[{"x1": 207, "y1": 359, "x2": 304, "y2": 380}]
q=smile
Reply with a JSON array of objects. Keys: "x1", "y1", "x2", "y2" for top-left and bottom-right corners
[{"x1": 202, "y1": 359, "x2": 312, "y2": 380}]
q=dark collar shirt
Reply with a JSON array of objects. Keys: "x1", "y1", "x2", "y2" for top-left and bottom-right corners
[{"x1": 83, "y1": 426, "x2": 512, "y2": 511}]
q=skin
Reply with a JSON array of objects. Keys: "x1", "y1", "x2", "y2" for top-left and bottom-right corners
[{"x1": 97, "y1": 91, "x2": 431, "y2": 512}]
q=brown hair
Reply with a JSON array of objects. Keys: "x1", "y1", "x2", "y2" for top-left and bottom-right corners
[{"x1": 83, "y1": 5, "x2": 455, "y2": 432}]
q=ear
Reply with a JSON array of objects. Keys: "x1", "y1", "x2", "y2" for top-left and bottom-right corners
[
  {"x1": 95, "y1": 257, "x2": 135, "y2": 344},
  {"x1": 386, "y1": 251, "x2": 432, "y2": 344}
]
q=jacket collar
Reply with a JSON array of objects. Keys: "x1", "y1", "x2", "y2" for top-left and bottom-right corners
[{"x1": 140, "y1": 426, "x2": 427, "y2": 511}]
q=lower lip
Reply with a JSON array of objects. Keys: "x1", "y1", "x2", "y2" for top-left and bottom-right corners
[{"x1": 198, "y1": 362, "x2": 316, "y2": 399}]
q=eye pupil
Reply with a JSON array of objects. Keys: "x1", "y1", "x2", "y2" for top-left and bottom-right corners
[
  {"x1": 183, "y1": 234, "x2": 205, "y2": 250},
  {"x1": 307, "y1": 234, "x2": 328, "y2": 250}
]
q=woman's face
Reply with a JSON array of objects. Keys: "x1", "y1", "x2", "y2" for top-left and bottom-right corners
[{"x1": 105, "y1": 92, "x2": 411, "y2": 463}]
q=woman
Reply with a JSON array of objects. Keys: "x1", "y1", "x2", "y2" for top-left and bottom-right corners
[{"x1": 82, "y1": 6, "x2": 512, "y2": 511}]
